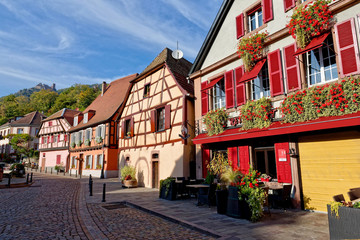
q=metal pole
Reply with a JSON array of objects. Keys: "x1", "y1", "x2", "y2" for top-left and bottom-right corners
[
  {"x1": 51, "y1": 168, "x2": 53, "y2": 174},
  {"x1": 7, "y1": 173, "x2": 11, "y2": 187},
  {"x1": 75, "y1": 170, "x2": 77, "y2": 178},
  {"x1": 30, "y1": 173, "x2": 33, "y2": 183},
  {"x1": 26, "y1": 173, "x2": 29, "y2": 184},
  {"x1": 45, "y1": 167, "x2": 47, "y2": 173},
  {"x1": 57, "y1": 169, "x2": 58, "y2": 175},
  {"x1": 89, "y1": 175, "x2": 93, "y2": 197},
  {"x1": 102, "y1": 183, "x2": 106, "y2": 202}
]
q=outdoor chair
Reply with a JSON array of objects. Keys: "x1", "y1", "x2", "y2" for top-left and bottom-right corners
[
  {"x1": 333, "y1": 194, "x2": 345, "y2": 203},
  {"x1": 176, "y1": 177, "x2": 185, "y2": 181},
  {"x1": 262, "y1": 187, "x2": 271, "y2": 216},
  {"x1": 197, "y1": 184, "x2": 216, "y2": 207},
  {"x1": 347, "y1": 188, "x2": 360, "y2": 201},
  {"x1": 271, "y1": 184, "x2": 292, "y2": 209},
  {"x1": 177, "y1": 179, "x2": 189, "y2": 199}
]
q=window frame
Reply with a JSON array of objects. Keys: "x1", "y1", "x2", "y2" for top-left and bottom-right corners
[
  {"x1": 85, "y1": 155, "x2": 93, "y2": 169},
  {"x1": 73, "y1": 116, "x2": 78, "y2": 127},
  {"x1": 17, "y1": 128, "x2": 24, "y2": 134},
  {"x1": 124, "y1": 119, "x2": 131, "y2": 138},
  {"x1": 210, "y1": 78, "x2": 226, "y2": 110},
  {"x1": 143, "y1": 83, "x2": 150, "y2": 98},
  {"x1": 83, "y1": 113, "x2": 88, "y2": 124},
  {"x1": 156, "y1": 107, "x2": 166, "y2": 132},
  {"x1": 247, "y1": 5, "x2": 263, "y2": 32},
  {"x1": 305, "y1": 35, "x2": 338, "y2": 87},
  {"x1": 250, "y1": 62, "x2": 270, "y2": 100}
]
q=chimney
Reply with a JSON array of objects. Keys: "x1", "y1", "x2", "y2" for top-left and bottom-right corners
[{"x1": 102, "y1": 81, "x2": 107, "y2": 96}]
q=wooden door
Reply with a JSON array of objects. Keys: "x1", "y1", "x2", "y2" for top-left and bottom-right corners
[
  {"x1": 152, "y1": 161, "x2": 159, "y2": 189},
  {"x1": 41, "y1": 158, "x2": 46, "y2": 171}
]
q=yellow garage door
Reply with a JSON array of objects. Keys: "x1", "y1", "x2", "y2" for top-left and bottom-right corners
[{"x1": 299, "y1": 131, "x2": 360, "y2": 212}]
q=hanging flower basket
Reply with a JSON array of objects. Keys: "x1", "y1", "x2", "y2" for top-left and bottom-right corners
[
  {"x1": 237, "y1": 31, "x2": 268, "y2": 72},
  {"x1": 203, "y1": 108, "x2": 228, "y2": 136},
  {"x1": 240, "y1": 97, "x2": 273, "y2": 130},
  {"x1": 287, "y1": 0, "x2": 333, "y2": 49}
]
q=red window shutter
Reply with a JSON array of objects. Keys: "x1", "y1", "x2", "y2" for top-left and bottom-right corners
[
  {"x1": 58, "y1": 135, "x2": 61, "y2": 142},
  {"x1": 268, "y1": 49, "x2": 284, "y2": 97},
  {"x1": 130, "y1": 118, "x2": 134, "y2": 137},
  {"x1": 121, "y1": 121, "x2": 125, "y2": 139},
  {"x1": 235, "y1": 66, "x2": 246, "y2": 106},
  {"x1": 225, "y1": 71, "x2": 235, "y2": 109},
  {"x1": 238, "y1": 146, "x2": 250, "y2": 175},
  {"x1": 275, "y1": 142, "x2": 292, "y2": 183},
  {"x1": 41, "y1": 137, "x2": 44, "y2": 144},
  {"x1": 64, "y1": 134, "x2": 67, "y2": 142},
  {"x1": 283, "y1": 43, "x2": 301, "y2": 91},
  {"x1": 47, "y1": 136, "x2": 50, "y2": 143},
  {"x1": 228, "y1": 147, "x2": 238, "y2": 170},
  {"x1": 335, "y1": 18, "x2": 360, "y2": 77},
  {"x1": 202, "y1": 147, "x2": 210, "y2": 178},
  {"x1": 201, "y1": 82, "x2": 208, "y2": 115},
  {"x1": 262, "y1": 0, "x2": 273, "y2": 23},
  {"x1": 150, "y1": 110, "x2": 156, "y2": 132},
  {"x1": 56, "y1": 155, "x2": 61, "y2": 165},
  {"x1": 165, "y1": 105, "x2": 171, "y2": 129},
  {"x1": 283, "y1": 0, "x2": 295, "y2": 12},
  {"x1": 236, "y1": 13, "x2": 244, "y2": 39}
]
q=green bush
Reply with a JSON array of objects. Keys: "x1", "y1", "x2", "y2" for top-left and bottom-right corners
[
  {"x1": 120, "y1": 165, "x2": 136, "y2": 181},
  {"x1": 10, "y1": 163, "x2": 25, "y2": 177}
]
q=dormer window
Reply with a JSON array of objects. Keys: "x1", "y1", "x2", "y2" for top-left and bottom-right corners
[
  {"x1": 83, "y1": 113, "x2": 88, "y2": 124},
  {"x1": 74, "y1": 116, "x2": 78, "y2": 127}
]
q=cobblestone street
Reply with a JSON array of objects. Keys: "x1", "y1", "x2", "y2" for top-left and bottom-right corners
[{"x1": 0, "y1": 174, "x2": 215, "y2": 240}]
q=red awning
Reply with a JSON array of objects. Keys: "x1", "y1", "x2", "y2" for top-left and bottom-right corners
[
  {"x1": 294, "y1": 32, "x2": 330, "y2": 57},
  {"x1": 192, "y1": 111, "x2": 360, "y2": 145},
  {"x1": 239, "y1": 59, "x2": 266, "y2": 83},
  {"x1": 201, "y1": 76, "x2": 223, "y2": 91}
]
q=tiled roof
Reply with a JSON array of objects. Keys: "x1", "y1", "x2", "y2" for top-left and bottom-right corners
[
  {"x1": 44, "y1": 108, "x2": 81, "y2": 126},
  {"x1": 69, "y1": 74, "x2": 137, "y2": 132},
  {"x1": 136, "y1": 48, "x2": 193, "y2": 94},
  {"x1": 10, "y1": 111, "x2": 46, "y2": 126}
]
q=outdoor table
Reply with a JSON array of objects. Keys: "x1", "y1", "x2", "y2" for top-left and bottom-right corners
[{"x1": 186, "y1": 184, "x2": 210, "y2": 205}]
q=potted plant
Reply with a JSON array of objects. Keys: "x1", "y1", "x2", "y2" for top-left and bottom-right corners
[
  {"x1": 84, "y1": 139, "x2": 90, "y2": 146},
  {"x1": 95, "y1": 136, "x2": 103, "y2": 144},
  {"x1": 85, "y1": 164, "x2": 90, "y2": 169},
  {"x1": 236, "y1": 169, "x2": 265, "y2": 222},
  {"x1": 126, "y1": 132, "x2": 131, "y2": 138},
  {"x1": 203, "y1": 108, "x2": 228, "y2": 136},
  {"x1": 121, "y1": 165, "x2": 137, "y2": 188},
  {"x1": 207, "y1": 151, "x2": 230, "y2": 214},
  {"x1": 76, "y1": 140, "x2": 82, "y2": 147},
  {"x1": 159, "y1": 177, "x2": 177, "y2": 200},
  {"x1": 70, "y1": 142, "x2": 76, "y2": 148},
  {"x1": 328, "y1": 201, "x2": 360, "y2": 239},
  {"x1": 96, "y1": 164, "x2": 102, "y2": 170}
]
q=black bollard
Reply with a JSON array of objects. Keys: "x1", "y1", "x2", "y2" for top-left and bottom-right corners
[
  {"x1": 51, "y1": 168, "x2": 53, "y2": 174},
  {"x1": 57, "y1": 169, "x2": 59, "y2": 175},
  {"x1": 102, "y1": 183, "x2": 106, "y2": 202},
  {"x1": 75, "y1": 170, "x2": 77, "y2": 178},
  {"x1": 89, "y1": 179, "x2": 93, "y2": 196},
  {"x1": 45, "y1": 167, "x2": 47, "y2": 173},
  {"x1": 30, "y1": 173, "x2": 33, "y2": 183},
  {"x1": 89, "y1": 174, "x2": 92, "y2": 184},
  {"x1": 26, "y1": 173, "x2": 29, "y2": 184},
  {"x1": 7, "y1": 174, "x2": 11, "y2": 187},
  {"x1": 70, "y1": 170, "x2": 71, "y2": 177},
  {"x1": 39, "y1": 167, "x2": 41, "y2": 173},
  {"x1": 63, "y1": 170, "x2": 65, "y2": 176}
]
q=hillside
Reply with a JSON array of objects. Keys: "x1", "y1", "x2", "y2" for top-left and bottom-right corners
[{"x1": 0, "y1": 83, "x2": 102, "y2": 126}]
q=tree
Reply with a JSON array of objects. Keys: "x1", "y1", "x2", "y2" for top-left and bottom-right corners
[
  {"x1": 6, "y1": 134, "x2": 34, "y2": 160},
  {"x1": 30, "y1": 89, "x2": 58, "y2": 114}
]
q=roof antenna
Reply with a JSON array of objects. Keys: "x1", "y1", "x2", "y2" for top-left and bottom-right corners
[{"x1": 172, "y1": 41, "x2": 183, "y2": 60}]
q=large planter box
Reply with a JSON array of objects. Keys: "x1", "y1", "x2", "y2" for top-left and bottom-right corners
[
  {"x1": 159, "y1": 181, "x2": 177, "y2": 201},
  {"x1": 123, "y1": 179, "x2": 138, "y2": 188},
  {"x1": 216, "y1": 189, "x2": 228, "y2": 214},
  {"x1": 226, "y1": 186, "x2": 251, "y2": 220},
  {"x1": 327, "y1": 205, "x2": 360, "y2": 239}
]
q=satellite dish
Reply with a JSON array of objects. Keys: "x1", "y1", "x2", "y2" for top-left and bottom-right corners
[{"x1": 172, "y1": 49, "x2": 183, "y2": 60}]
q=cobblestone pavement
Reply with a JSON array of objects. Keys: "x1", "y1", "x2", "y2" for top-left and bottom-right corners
[
  {"x1": 0, "y1": 174, "x2": 217, "y2": 240},
  {"x1": 0, "y1": 175, "x2": 87, "y2": 240}
]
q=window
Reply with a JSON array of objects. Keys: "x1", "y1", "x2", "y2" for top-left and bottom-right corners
[
  {"x1": 143, "y1": 83, "x2": 150, "y2": 98},
  {"x1": 125, "y1": 119, "x2": 131, "y2": 137},
  {"x1": 96, "y1": 124, "x2": 105, "y2": 138},
  {"x1": 54, "y1": 134, "x2": 58, "y2": 143},
  {"x1": 83, "y1": 113, "x2": 88, "y2": 124},
  {"x1": 254, "y1": 148, "x2": 277, "y2": 179},
  {"x1": 71, "y1": 156, "x2": 77, "y2": 168},
  {"x1": 96, "y1": 154, "x2": 103, "y2": 169},
  {"x1": 85, "y1": 128, "x2": 92, "y2": 141},
  {"x1": 43, "y1": 136, "x2": 47, "y2": 144},
  {"x1": 251, "y1": 63, "x2": 270, "y2": 100},
  {"x1": 248, "y1": 5, "x2": 262, "y2": 32},
  {"x1": 74, "y1": 116, "x2": 78, "y2": 127},
  {"x1": 35, "y1": 128, "x2": 39, "y2": 135},
  {"x1": 48, "y1": 121, "x2": 52, "y2": 127},
  {"x1": 17, "y1": 128, "x2": 24, "y2": 134},
  {"x1": 85, "y1": 155, "x2": 93, "y2": 169},
  {"x1": 58, "y1": 134, "x2": 61, "y2": 142},
  {"x1": 71, "y1": 133, "x2": 75, "y2": 145},
  {"x1": 211, "y1": 79, "x2": 226, "y2": 110},
  {"x1": 305, "y1": 36, "x2": 338, "y2": 86},
  {"x1": 156, "y1": 108, "x2": 166, "y2": 131}
]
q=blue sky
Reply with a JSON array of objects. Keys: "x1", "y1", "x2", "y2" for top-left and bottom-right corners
[{"x1": 0, "y1": 0, "x2": 222, "y2": 97}]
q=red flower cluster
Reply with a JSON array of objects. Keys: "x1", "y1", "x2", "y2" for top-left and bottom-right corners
[
  {"x1": 287, "y1": 0, "x2": 333, "y2": 48},
  {"x1": 203, "y1": 108, "x2": 229, "y2": 136},
  {"x1": 281, "y1": 76, "x2": 360, "y2": 123},
  {"x1": 124, "y1": 175, "x2": 132, "y2": 180},
  {"x1": 240, "y1": 98, "x2": 273, "y2": 130},
  {"x1": 237, "y1": 31, "x2": 268, "y2": 72}
]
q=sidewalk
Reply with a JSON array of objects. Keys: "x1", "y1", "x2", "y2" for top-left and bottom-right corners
[{"x1": 84, "y1": 178, "x2": 330, "y2": 240}]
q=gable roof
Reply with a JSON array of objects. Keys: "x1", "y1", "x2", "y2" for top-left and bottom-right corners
[
  {"x1": 134, "y1": 48, "x2": 194, "y2": 94},
  {"x1": 10, "y1": 111, "x2": 46, "y2": 126},
  {"x1": 43, "y1": 108, "x2": 81, "y2": 126},
  {"x1": 189, "y1": 0, "x2": 233, "y2": 75},
  {"x1": 69, "y1": 74, "x2": 137, "y2": 132}
]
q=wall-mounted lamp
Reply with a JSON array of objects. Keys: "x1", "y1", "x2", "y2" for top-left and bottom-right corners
[{"x1": 289, "y1": 148, "x2": 298, "y2": 158}]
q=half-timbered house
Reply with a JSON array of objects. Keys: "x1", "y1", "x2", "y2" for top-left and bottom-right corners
[
  {"x1": 38, "y1": 108, "x2": 80, "y2": 172},
  {"x1": 118, "y1": 48, "x2": 195, "y2": 188},
  {"x1": 69, "y1": 74, "x2": 137, "y2": 178}
]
